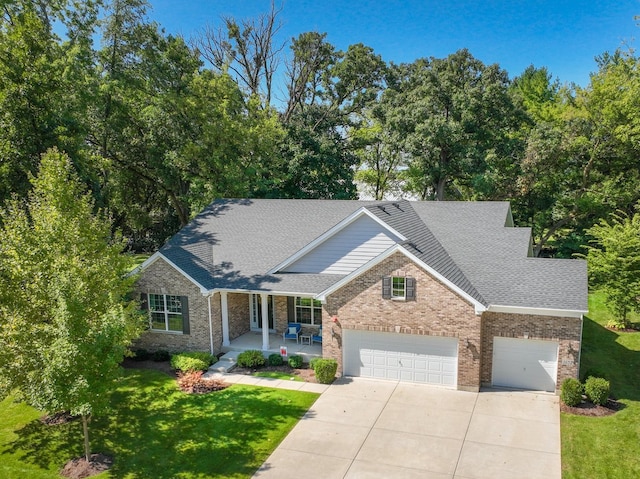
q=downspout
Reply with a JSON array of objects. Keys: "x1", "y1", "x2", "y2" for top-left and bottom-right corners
[{"x1": 208, "y1": 293, "x2": 214, "y2": 355}]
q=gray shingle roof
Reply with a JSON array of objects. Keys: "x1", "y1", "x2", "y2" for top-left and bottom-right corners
[{"x1": 156, "y1": 198, "x2": 588, "y2": 312}]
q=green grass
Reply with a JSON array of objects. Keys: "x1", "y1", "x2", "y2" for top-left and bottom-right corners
[
  {"x1": 127, "y1": 253, "x2": 150, "y2": 272},
  {"x1": 253, "y1": 371, "x2": 303, "y2": 382},
  {"x1": 561, "y1": 290, "x2": 640, "y2": 479},
  {"x1": 0, "y1": 369, "x2": 318, "y2": 479}
]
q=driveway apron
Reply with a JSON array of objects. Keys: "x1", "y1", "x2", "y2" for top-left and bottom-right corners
[{"x1": 252, "y1": 377, "x2": 560, "y2": 479}]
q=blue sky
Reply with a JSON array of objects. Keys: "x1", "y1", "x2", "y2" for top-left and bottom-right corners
[{"x1": 147, "y1": 0, "x2": 638, "y2": 86}]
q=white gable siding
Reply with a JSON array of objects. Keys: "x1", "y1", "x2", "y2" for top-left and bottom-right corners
[{"x1": 283, "y1": 215, "x2": 401, "y2": 274}]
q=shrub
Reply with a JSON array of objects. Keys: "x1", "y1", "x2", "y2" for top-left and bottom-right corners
[
  {"x1": 268, "y1": 353, "x2": 284, "y2": 366},
  {"x1": 151, "y1": 350, "x2": 170, "y2": 362},
  {"x1": 171, "y1": 353, "x2": 211, "y2": 372},
  {"x1": 236, "y1": 350, "x2": 266, "y2": 368},
  {"x1": 585, "y1": 376, "x2": 610, "y2": 406},
  {"x1": 309, "y1": 357, "x2": 321, "y2": 370},
  {"x1": 560, "y1": 378, "x2": 584, "y2": 406},
  {"x1": 131, "y1": 348, "x2": 149, "y2": 361},
  {"x1": 313, "y1": 359, "x2": 338, "y2": 384},
  {"x1": 177, "y1": 371, "x2": 229, "y2": 394},
  {"x1": 288, "y1": 355, "x2": 303, "y2": 368}
]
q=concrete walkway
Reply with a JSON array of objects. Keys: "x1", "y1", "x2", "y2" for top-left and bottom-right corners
[
  {"x1": 246, "y1": 377, "x2": 560, "y2": 479},
  {"x1": 203, "y1": 370, "x2": 331, "y2": 394}
]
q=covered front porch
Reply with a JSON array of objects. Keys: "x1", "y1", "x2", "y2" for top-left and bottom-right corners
[{"x1": 222, "y1": 330, "x2": 322, "y2": 362}]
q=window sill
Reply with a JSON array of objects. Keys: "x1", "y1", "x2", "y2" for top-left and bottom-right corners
[
  {"x1": 390, "y1": 297, "x2": 406, "y2": 301},
  {"x1": 149, "y1": 329, "x2": 184, "y2": 335}
]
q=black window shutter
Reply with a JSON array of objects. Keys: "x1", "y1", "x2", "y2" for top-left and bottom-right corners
[
  {"x1": 181, "y1": 296, "x2": 190, "y2": 334},
  {"x1": 287, "y1": 297, "x2": 295, "y2": 322},
  {"x1": 406, "y1": 277, "x2": 416, "y2": 300},
  {"x1": 382, "y1": 276, "x2": 391, "y2": 299},
  {"x1": 140, "y1": 293, "x2": 148, "y2": 311}
]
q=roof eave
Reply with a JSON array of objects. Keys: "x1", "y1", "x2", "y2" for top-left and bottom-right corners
[{"x1": 487, "y1": 304, "x2": 587, "y2": 318}]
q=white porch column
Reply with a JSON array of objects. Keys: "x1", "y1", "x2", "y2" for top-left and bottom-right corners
[
  {"x1": 261, "y1": 293, "x2": 270, "y2": 351},
  {"x1": 221, "y1": 291, "x2": 230, "y2": 347}
]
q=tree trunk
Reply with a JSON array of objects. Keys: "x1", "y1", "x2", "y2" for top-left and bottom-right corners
[{"x1": 82, "y1": 414, "x2": 91, "y2": 462}]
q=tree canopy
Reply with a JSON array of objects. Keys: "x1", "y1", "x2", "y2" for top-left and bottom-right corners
[{"x1": 0, "y1": 0, "x2": 639, "y2": 262}]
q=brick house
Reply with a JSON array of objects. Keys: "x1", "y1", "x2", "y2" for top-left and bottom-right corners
[{"x1": 135, "y1": 199, "x2": 587, "y2": 393}]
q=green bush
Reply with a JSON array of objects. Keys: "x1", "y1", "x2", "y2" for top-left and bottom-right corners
[
  {"x1": 171, "y1": 355, "x2": 209, "y2": 372},
  {"x1": 151, "y1": 350, "x2": 170, "y2": 362},
  {"x1": 313, "y1": 359, "x2": 338, "y2": 384},
  {"x1": 170, "y1": 351, "x2": 215, "y2": 372},
  {"x1": 560, "y1": 378, "x2": 584, "y2": 406},
  {"x1": 309, "y1": 357, "x2": 321, "y2": 370},
  {"x1": 585, "y1": 376, "x2": 610, "y2": 406},
  {"x1": 268, "y1": 353, "x2": 284, "y2": 366},
  {"x1": 287, "y1": 355, "x2": 303, "y2": 368},
  {"x1": 237, "y1": 350, "x2": 266, "y2": 368},
  {"x1": 131, "y1": 348, "x2": 149, "y2": 361}
]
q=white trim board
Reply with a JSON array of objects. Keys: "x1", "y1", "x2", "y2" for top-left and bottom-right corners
[{"x1": 486, "y1": 304, "x2": 587, "y2": 318}]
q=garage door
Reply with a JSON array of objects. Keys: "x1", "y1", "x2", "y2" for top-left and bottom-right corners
[
  {"x1": 343, "y1": 330, "x2": 458, "y2": 387},
  {"x1": 492, "y1": 337, "x2": 558, "y2": 392}
]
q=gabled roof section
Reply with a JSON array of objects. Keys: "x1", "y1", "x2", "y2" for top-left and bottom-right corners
[
  {"x1": 365, "y1": 200, "x2": 486, "y2": 304},
  {"x1": 270, "y1": 207, "x2": 405, "y2": 274}
]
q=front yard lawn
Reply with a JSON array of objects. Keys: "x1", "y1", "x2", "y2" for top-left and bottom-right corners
[
  {"x1": 561, "y1": 291, "x2": 640, "y2": 478},
  {"x1": 0, "y1": 368, "x2": 318, "y2": 479}
]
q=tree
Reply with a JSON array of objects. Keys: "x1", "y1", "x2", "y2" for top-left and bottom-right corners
[
  {"x1": 0, "y1": 148, "x2": 143, "y2": 463},
  {"x1": 585, "y1": 206, "x2": 640, "y2": 329},
  {"x1": 193, "y1": 1, "x2": 284, "y2": 105},
  {"x1": 384, "y1": 49, "x2": 520, "y2": 200}
]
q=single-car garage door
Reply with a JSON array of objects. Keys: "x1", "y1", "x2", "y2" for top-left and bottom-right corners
[
  {"x1": 492, "y1": 337, "x2": 558, "y2": 392},
  {"x1": 343, "y1": 330, "x2": 458, "y2": 387}
]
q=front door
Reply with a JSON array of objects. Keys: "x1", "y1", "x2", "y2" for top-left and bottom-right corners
[{"x1": 250, "y1": 294, "x2": 275, "y2": 332}]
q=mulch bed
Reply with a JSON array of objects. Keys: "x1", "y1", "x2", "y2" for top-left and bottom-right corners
[
  {"x1": 121, "y1": 357, "x2": 318, "y2": 383},
  {"x1": 40, "y1": 411, "x2": 80, "y2": 426},
  {"x1": 561, "y1": 398, "x2": 624, "y2": 417},
  {"x1": 60, "y1": 453, "x2": 113, "y2": 479},
  {"x1": 121, "y1": 357, "x2": 176, "y2": 376}
]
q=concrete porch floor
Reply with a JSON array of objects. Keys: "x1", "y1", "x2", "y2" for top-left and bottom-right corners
[{"x1": 222, "y1": 330, "x2": 322, "y2": 361}]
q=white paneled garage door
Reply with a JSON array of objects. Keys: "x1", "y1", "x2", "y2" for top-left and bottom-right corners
[
  {"x1": 492, "y1": 337, "x2": 559, "y2": 392},
  {"x1": 343, "y1": 330, "x2": 458, "y2": 387}
]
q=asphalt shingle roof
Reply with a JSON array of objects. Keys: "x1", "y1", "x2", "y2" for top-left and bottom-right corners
[{"x1": 156, "y1": 198, "x2": 588, "y2": 312}]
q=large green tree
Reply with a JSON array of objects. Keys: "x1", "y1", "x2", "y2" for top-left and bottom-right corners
[
  {"x1": 585, "y1": 207, "x2": 640, "y2": 329},
  {"x1": 0, "y1": 148, "x2": 143, "y2": 462},
  {"x1": 383, "y1": 49, "x2": 521, "y2": 201}
]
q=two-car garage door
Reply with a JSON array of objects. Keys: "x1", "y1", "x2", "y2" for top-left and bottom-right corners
[{"x1": 343, "y1": 330, "x2": 458, "y2": 387}]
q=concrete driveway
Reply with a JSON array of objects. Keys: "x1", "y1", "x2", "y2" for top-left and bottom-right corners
[{"x1": 253, "y1": 377, "x2": 560, "y2": 479}]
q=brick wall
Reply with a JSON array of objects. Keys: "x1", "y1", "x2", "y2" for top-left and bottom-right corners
[
  {"x1": 134, "y1": 258, "x2": 211, "y2": 353},
  {"x1": 480, "y1": 312, "x2": 582, "y2": 390},
  {"x1": 323, "y1": 252, "x2": 481, "y2": 391},
  {"x1": 227, "y1": 293, "x2": 250, "y2": 340}
]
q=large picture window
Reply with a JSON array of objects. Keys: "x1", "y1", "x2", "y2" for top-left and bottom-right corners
[
  {"x1": 148, "y1": 293, "x2": 187, "y2": 333},
  {"x1": 295, "y1": 297, "x2": 322, "y2": 326}
]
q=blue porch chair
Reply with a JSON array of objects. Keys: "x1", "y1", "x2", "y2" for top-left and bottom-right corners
[
  {"x1": 282, "y1": 322, "x2": 301, "y2": 343},
  {"x1": 311, "y1": 326, "x2": 322, "y2": 345}
]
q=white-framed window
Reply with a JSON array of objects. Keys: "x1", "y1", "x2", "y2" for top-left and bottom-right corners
[
  {"x1": 392, "y1": 276, "x2": 406, "y2": 299},
  {"x1": 295, "y1": 297, "x2": 322, "y2": 326},
  {"x1": 148, "y1": 293, "x2": 186, "y2": 333}
]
